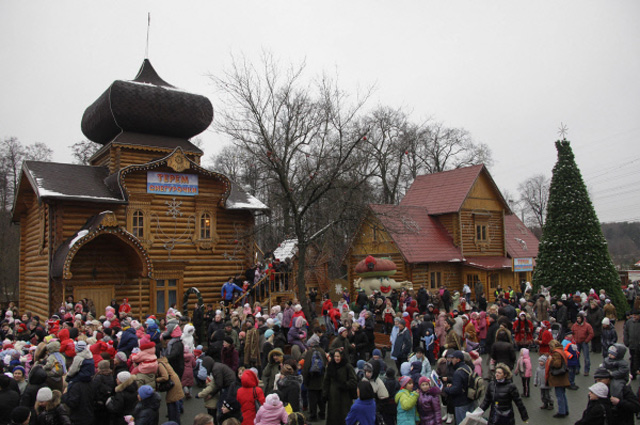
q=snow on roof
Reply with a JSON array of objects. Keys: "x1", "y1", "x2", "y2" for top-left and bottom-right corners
[
  {"x1": 69, "y1": 229, "x2": 89, "y2": 248},
  {"x1": 273, "y1": 239, "x2": 298, "y2": 261}
]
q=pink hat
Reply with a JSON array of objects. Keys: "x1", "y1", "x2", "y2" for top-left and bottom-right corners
[
  {"x1": 398, "y1": 376, "x2": 412, "y2": 388},
  {"x1": 418, "y1": 376, "x2": 431, "y2": 386}
]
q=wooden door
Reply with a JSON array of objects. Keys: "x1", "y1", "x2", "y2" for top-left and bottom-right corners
[{"x1": 74, "y1": 286, "x2": 114, "y2": 316}]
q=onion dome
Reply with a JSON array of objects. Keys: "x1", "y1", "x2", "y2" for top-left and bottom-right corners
[{"x1": 81, "y1": 59, "x2": 213, "y2": 144}]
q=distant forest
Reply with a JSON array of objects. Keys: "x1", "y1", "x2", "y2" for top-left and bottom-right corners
[{"x1": 602, "y1": 222, "x2": 640, "y2": 269}]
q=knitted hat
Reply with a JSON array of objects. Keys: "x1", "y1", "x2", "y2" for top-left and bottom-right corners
[
  {"x1": 115, "y1": 351, "x2": 128, "y2": 362},
  {"x1": 418, "y1": 376, "x2": 431, "y2": 386},
  {"x1": 338, "y1": 327, "x2": 347, "y2": 334},
  {"x1": 222, "y1": 400, "x2": 236, "y2": 411},
  {"x1": 363, "y1": 362, "x2": 373, "y2": 373},
  {"x1": 117, "y1": 371, "x2": 132, "y2": 383},
  {"x1": 264, "y1": 329, "x2": 274, "y2": 339},
  {"x1": 138, "y1": 385, "x2": 154, "y2": 400},
  {"x1": 398, "y1": 376, "x2": 412, "y2": 388},
  {"x1": 223, "y1": 336, "x2": 234, "y2": 345},
  {"x1": 356, "y1": 359, "x2": 366, "y2": 370},
  {"x1": 11, "y1": 406, "x2": 31, "y2": 423},
  {"x1": 372, "y1": 349, "x2": 382, "y2": 357},
  {"x1": 561, "y1": 294, "x2": 567, "y2": 300},
  {"x1": 36, "y1": 387, "x2": 53, "y2": 402},
  {"x1": 589, "y1": 382, "x2": 609, "y2": 398},
  {"x1": 12, "y1": 365, "x2": 25, "y2": 375},
  {"x1": 608, "y1": 345, "x2": 618, "y2": 356},
  {"x1": 75, "y1": 340, "x2": 87, "y2": 353}
]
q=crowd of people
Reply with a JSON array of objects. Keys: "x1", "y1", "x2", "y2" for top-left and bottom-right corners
[{"x1": 0, "y1": 280, "x2": 639, "y2": 425}]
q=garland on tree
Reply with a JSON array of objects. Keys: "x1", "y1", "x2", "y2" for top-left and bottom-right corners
[{"x1": 532, "y1": 139, "x2": 626, "y2": 316}]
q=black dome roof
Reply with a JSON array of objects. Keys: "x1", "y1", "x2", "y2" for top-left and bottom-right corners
[{"x1": 81, "y1": 59, "x2": 214, "y2": 145}]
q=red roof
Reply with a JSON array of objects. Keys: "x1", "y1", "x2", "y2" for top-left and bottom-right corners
[
  {"x1": 400, "y1": 165, "x2": 484, "y2": 214},
  {"x1": 370, "y1": 204, "x2": 463, "y2": 263},
  {"x1": 504, "y1": 214, "x2": 539, "y2": 259},
  {"x1": 463, "y1": 256, "x2": 512, "y2": 270}
]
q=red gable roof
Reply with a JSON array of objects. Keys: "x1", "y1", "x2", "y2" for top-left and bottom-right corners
[
  {"x1": 370, "y1": 204, "x2": 463, "y2": 263},
  {"x1": 504, "y1": 214, "x2": 539, "y2": 259},
  {"x1": 400, "y1": 165, "x2": 484, "y2": 214}
]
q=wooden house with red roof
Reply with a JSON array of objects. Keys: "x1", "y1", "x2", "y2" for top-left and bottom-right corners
[
  {"x1": 11, "y1": 60, "x2": 268, "y2": 318},
  {"x1": 345, "y1": 165, "x2": 539, "y2": 299}
]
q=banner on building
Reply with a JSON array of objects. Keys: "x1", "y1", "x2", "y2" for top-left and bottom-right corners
[
  {"x1": 513, "y1": 257, "x2": 534, "y2": 272},
  {"x1": 147, "y1": 172, "x2": 198, "y2": 196}
]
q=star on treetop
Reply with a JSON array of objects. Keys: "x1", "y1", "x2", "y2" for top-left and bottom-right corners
[{"x1": 558, "y1": 123, "x2": 569, "y2": 140}]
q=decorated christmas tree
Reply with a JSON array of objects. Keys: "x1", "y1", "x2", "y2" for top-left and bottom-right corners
[{"x1": 532, "y1": 139, "x2": 626, "y2": 314}]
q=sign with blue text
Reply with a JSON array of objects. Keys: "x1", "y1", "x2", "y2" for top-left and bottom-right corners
[{"x1": 147, "y1": 171, "x2": 198, "y2": 196}]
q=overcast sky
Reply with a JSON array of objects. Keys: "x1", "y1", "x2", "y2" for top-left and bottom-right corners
[{"x1": 1, "y1": 1, "x2": 638, "y2": 223}]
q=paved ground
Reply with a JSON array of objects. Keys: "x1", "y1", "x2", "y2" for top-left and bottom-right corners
[{"x1": 163, "y1": 321, "x2": 632, "y2": 424}]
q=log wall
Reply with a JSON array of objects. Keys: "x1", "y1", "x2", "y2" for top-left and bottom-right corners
[
  {"x1": 437, "y1": 214, "x2": 460, "y2": 247},
  {"x1": 50, "y1": 164, "x2": 256, "y2": 316},
  {"x1": 19, "y1": 197, "x2": 50, "y2": 318}
]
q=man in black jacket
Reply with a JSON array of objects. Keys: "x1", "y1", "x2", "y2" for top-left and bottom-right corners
[
  {"x1": 443, "y1": 350, "x2": 475, "y2": 424},
  {"x1": 593, "y1": 367, "x2": 640, "y2": 425}
]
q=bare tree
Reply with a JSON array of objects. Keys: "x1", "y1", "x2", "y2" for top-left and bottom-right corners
[
  {"x1": 518, "y1": 174, "x2": 550, "y2": 229},
  {"x1": 416, "y1": 122, "x2": 493, "y2": 173},
  {"x1": 0, "y1": 137, "x2": 53, "y2": 210},
  {"x1": 69, "y1": 139, "x2": 101, "y2": 165},
  {"x1": 361, "y1": 106, "x2": 415, "y2": 204},
  {"x1": 212, "y1": 53, "x2": 372, "y2": 312}
]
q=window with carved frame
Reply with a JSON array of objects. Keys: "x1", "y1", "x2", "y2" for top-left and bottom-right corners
[
  {"x1": 126, "y1": 196, "x2": 152, "y2": 248},
  {"x1": 472, "y1": 211, "x2": 490, "y2": 247},
  {"x1": 193, "y1": 197, "x2": 219, "y2": 251}
]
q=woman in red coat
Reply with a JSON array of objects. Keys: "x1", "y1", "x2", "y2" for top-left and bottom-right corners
[
  {"x1": 236, "y1": 368, "x2": 265, "y2": 425},
  {"x1": 513, "y1": 312, "x2": 533, "y2": 348}
]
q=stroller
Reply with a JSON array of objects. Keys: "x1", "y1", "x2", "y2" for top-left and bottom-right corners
[
  {"x1": 529, "y1": 325, "x2": 541, "y2": 352},
  {"x1": 550, "y1": 323, "x2": 563, "y2": 341}
]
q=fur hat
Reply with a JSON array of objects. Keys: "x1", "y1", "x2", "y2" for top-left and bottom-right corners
[
  {"x1": 117, "y1": 371, "x2": 131, "y2": 382},
  {"x1": 602, "y1": 317, "x2": 610, "y2": 326}
]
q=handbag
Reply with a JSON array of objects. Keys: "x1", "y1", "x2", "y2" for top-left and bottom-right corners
[
  {"x1": 253, "y1": 388, "x2": 262, "y2": 412},
  {"x1": 157, "y1": 363, "x2": 175, "y2": 392},
  {"x1": 550, "y1": 356, "x2": 567, "y2": 376},
  {"x1": 489, "y1": 406, "x2": 513, "y2": 425}
]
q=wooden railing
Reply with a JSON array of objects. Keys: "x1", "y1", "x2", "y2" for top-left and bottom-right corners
[{"x1": 229, "y1": 270, "x2": 296, "y2": 311}]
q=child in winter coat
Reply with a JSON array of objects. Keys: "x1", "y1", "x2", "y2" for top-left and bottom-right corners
[
  {"x1": 469, "y1": 350, "x2": 482, "y2": 378},
  {"x1": 562, "y1": 332, "x2": 580, "y2": 390},
  {"x1": 534, "y1": 354, "x2": 553, "y2": 410},
  {"x1": 416, "y1": 376, "x2": 441, "y2": 425},
  {"x1": 381, "y1": 368, "x2": 400, "y2": 425},
  {"x1": 254, "y1": 393, "x2": 289, "y2": 425},
  {"x1": 383, "y1": 302, "x2": 396, "y2": 335},
  {"x1": 603, "y1": 343, "x2": 630, "y2": 398},
  {"x1": 395, "y1": 376, "x2": 419, "y2": 425},
  {"x1": 514, "y1": 347, "x2": 532, "y2": 397},
  {"x1": 346, "y1": 381, "x2": 377, "y2": 425}
]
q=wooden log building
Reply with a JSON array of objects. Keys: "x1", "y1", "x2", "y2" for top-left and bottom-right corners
[
  {"x1": 345, "y1": 165, "x2": 539, "y2": 301},
  {"x1": 11, "y1": 60, "x2": 268, "y2": 318}
]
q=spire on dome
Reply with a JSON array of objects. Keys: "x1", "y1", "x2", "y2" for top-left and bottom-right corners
[{"x1": 133, "y1": 59, "x2": 174, "y2": 88}]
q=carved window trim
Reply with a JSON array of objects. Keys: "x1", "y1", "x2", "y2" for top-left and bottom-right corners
[
  {"x1": 127, "y1": 196, "x2": 152, "y2": 248},
  {"x1": 473, "y1": 211, "x2": 491, "y2": 251},
  {"x1": 193, "y1": 198, "x2": 219, "y2": 251}
]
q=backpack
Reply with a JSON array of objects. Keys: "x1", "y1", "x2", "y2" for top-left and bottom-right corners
[
  {"x1": 197, "y1": 361, "x2": 208, "y2": 381},
  {"x1": 309, "y1": 349, "x2": 324, "y2": 375},
  {"x1": 462, "y1": 365, "x2": 485, "y2": 401}
]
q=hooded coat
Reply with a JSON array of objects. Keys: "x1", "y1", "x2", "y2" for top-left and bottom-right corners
[
  {"x1": 261, "y1": 348, "x2": 284, "y2": 395},
  {"x1": 57, "y1": 329, "x2": 76, "y2": 361},
  {"x1": 20, "y1": 364, "x2": 48, "y2": 409},
  {"x1": 106, "y1": 375, "x2": 139, "y2": 425},
  {"x1": 181, "y1": 348, "x2": 196, "y2": 387},
  {"x1": 515, "y1": 348, "x2": 532, "y2": 378},
  {"x1": 132, "y1": 392, "x2": 161, "y2": 425},
  {"x1": 164, "y1": 325, "x2": 185, "y2": 379},
  {"x1": 255, "y1": 394, "x2": 289, "y2": 425},
  {"x1": 34, "y1": 389, "x2": 72, "y2": 425},
  {"x1": 603, "y1": 343, "x2": 630, "y2": 398},
  {"x1": 116, "y1": 327, "x2": 138, "y2": 356},
  {"x1": 236, "y1": 369, "x2": 265, "y2": 425},
  {"x1": 416, "y1": 386, "x2": 441, "y2": 425},
  {"x1": 156, "y1": 357, "x2": 184, "y2": 404},
  {"x1": 322, "y1": 354, "x2": 357, "y2": 425}
]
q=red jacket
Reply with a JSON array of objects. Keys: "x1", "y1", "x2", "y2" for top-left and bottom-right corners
[
  {"x1": 236, "y1": 369, "x2": 265, "y2": 425},
  {"x1": 58, "y1": 328, "x2": 76, "y2": 359},
  {"x1": 537, "y1": 329, "x2": 553, "y2": 354},
  {"x1": 571, "y1": 321, "x2": 594, "y2": 343},
  {"x1": 513, "y1": 318, "x2": 533, "y2": 345},
  {"x1": 322, "y1": 299, "x2": 333, "y2": 316}
]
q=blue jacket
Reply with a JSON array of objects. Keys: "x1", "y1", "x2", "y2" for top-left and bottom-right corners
[
  {"x1": 118, "y1": 327, "x2": 139, "y2": 354},
  {"x1": 221, "y1": 282, "x2": 242, "y2": 300},
  {"x1": 346, "y1": 398, "x2": 376, "y2": 425}
]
